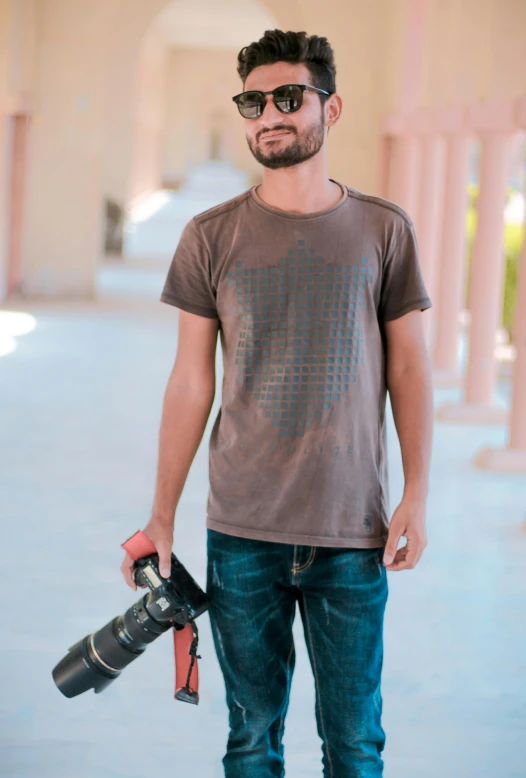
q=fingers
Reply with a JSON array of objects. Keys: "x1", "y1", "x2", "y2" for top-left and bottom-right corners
[
  {"x1": 156, "y1": 541, "x2": 172, "y2": 578},
  {"x1": 120, "y1": 552, "x2": 137, "y2": 590},
  {"x1": 383, "y1": 526, "x2": 402, "y2": 566},
  {"x1": 121, "y1": 523, "x2": 174, "y2": 588},
  {"x1": 384, "y1": 545, "x2": 409, "y2": 571},
  {"x1": 384, "y1": 536, "x2": 426, "y2": 571}
]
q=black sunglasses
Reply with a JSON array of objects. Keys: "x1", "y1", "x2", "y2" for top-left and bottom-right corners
[{"x1": 232, "y1": 83, "x2": 331, "y2": 119}]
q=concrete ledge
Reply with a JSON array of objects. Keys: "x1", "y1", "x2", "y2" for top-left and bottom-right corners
[
  {"x1": 474, "y1": 445, "x2": 526, "y2": 473},
  {"x1": 103, "y1": 255, "x2": 172, "y2": 270},
  {"x1": 436, "y1": 402, "x2": 509, "y2": 425}
]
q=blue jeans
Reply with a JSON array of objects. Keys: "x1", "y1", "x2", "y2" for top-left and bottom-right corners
[{"x1": 206, "y1": 529, "x2": 389, "y2": 778}]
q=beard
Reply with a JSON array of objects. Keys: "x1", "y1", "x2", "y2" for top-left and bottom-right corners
[{"x1": 247, "y1": 112, "x2": 325, "y2": 170}]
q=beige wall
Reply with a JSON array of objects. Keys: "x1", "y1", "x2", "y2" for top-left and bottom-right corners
[
  {"x1": 102, "y1": 3, "x2": 169, "y2": 209},
  {"x1": 15, "y1": 0, "x2": 170, "y2": 297},
  {"x1": 421, "y1": 0, "x2": 526, "y2": 108},
  {"x1": 18, "y1": 0, "x2": 118, "y2": 297},
  {"x1": 6, "y1": 0, "x2": 37, "y2": 106},
  {"x1": 129, "y1": 27, "x2": 169, "y2": 203}
]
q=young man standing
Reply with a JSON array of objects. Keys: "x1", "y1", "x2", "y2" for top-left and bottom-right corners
[{"x1": 122, "y1": 29, "x2": 433, "y2": 778}]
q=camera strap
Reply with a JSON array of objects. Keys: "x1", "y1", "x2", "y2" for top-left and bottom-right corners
[
  {"x1": 173, "y1": 620, "x2": 201, "y2": 704},
  {"x1": 122, "y1": 530, "x2": 201, "y2": 703},
  {"x1": 122, "y1": 528, "x2": 157, "y2": 559}
]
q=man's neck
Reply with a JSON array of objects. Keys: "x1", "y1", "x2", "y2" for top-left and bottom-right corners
[{"x1": 256, "y1": 168, "x2": 344, "y2": 215}]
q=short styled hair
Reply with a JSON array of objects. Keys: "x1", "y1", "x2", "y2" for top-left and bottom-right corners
[{"x1": 236, "y1": 29, "x2": 336, "y2": 97}]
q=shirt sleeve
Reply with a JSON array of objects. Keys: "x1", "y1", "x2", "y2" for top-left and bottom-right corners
[
  {"x1": 379, "y1": 214, "x2": 432, "y2": 323},
  {"x1": 160, "y1": 217, "x2": 218, "y2": 319}
]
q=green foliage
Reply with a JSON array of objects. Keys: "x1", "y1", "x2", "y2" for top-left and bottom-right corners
[{"x1": 464, "y1": 184, "x2": 524, "y2": 342}]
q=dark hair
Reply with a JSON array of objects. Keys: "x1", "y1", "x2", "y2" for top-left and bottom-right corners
[{"x1": 236, "y1": 29, "x2": 336, "y2": 96}]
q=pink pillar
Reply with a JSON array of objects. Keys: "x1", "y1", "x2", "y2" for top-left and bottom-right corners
[
  {"x1": 433, "y1": 134, "x2": 471, "y2": 383},
  {"x1": 384, "y1": 0, "x2": 429, "y2": 225},
  {"x1": 474, "y1": 233, "x2": 526, "y2": 471},
  {"x1": 377, "y1": 135, "x2": 393, "y2": 199},
  {"x1": 509, "y1": 236, "x2": 526, "y2": 450},
  {"x1": 416, "y1": 135, "x2": 446, "y2": 349},
  {"x1": 7, "y1": 115, "x2": 29, "y2": 298},
  {"x1": 387, "y1": 135, "x2": 421, "y2": 224},
  {"x1": 0, "y1": 115, "x2": 8, "y2": 302},
  {"x1": 465, "y1": 133, "x2": 510, "y2": 403},
  {"x1": 437, "y1": 132, "x2": 512, "y2": 423},
  {"x1": 398, "y1": 0, "x2": 431, "y2": 114}
]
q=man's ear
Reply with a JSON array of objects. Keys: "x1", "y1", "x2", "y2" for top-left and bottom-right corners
[{"x1": 326, "y1": 93, "x2": 342, "y2": 133}]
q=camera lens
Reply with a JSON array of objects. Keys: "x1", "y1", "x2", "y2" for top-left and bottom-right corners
[
  {"x1": 52, "y1": 597, "x2": 170, "y2": 698},
  {"x1": 52, "y1": 637, "x2": 117, "y2": 697}
]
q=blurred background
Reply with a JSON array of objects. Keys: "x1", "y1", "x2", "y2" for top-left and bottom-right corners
[{"x1": 1, "y1": 1, "x2": 526, "y2": 777}]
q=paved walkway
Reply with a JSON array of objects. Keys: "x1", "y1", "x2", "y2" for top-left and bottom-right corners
[{"x1": 2, "y1": 255, "x2": 525, "y2": 778}]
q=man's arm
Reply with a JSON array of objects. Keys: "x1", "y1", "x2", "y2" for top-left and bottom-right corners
[
  {"x1": 121, "y1": 310, "x2": 219, "y2": 588},
  {"x1": 382, "y1": 309, "x2": 434, "y2": 571}
]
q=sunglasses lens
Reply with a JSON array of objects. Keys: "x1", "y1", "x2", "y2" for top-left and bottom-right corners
[
  {"x1": 274, "y1": 85, "x2": 303, "y2": 113},
  {"x1": 236, "y1": 92, "x2": 264, "y2": 119}
]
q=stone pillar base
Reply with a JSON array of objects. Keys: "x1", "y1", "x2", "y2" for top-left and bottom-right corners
[
  {"x1": 432, "y1": 369, "x2": 463, "y2": 388},
  {"x1": 474, "y1": 446, "x2": 526, "y2": 473},
  {"x1": 436, "y1": 402, "x2": 508, "y2": 424}
]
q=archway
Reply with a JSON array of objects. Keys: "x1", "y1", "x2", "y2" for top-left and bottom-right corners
[
  {"x1": 100, "y1": 0, "x2": 278, "y2": 269},
  {"x1": 102, "y1": 0, "x2": 277, "y2": 244}
]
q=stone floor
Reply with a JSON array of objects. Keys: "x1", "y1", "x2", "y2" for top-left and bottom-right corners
[{"x1": 2, "y1": 249, "x2": 526, "y2": 777}]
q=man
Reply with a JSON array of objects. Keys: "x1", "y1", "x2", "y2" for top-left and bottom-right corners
[{"x1": 121, "y1": 28, "x2": 433, "y2": 778}]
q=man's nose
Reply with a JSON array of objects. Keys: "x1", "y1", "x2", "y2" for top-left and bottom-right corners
[{"x1": 259, "y1": 94, "x2": 286, "y2": 123}]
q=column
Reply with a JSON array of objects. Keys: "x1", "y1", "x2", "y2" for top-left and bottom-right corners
[
  {"x1": 0, "y1": 113, "x2": 8, "y2": 302},
  {"x1": 7, "y1": 114, "x2": 29, "y2": 297},
  {"x1": 377, "y1": 135, "x2": 393, "y2": 199},
  {"x1": 416, "y1": 134, "x2": 446, "y2": 349},
  {"x1": 437, "y1": 131, "x2": 512, "y2": 423},
  {"x1": 474, "y1": 230, "x2": 526, "y2": 471},
  {"x1": 433, "y1": 134, "x2": 471, "y2": 384},
  {"x1": 387, "y1": 135, "x2": 421, "y2": 224}
]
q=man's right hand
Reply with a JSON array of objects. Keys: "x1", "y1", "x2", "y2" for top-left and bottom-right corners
[{"x1": 120, "y1": 518, "x2": 174, "y2": 590}]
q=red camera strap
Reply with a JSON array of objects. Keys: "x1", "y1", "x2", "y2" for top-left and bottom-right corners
[
  {"x1": 121, "y1": 530, "x2": 157, "y2": 560},
  {"x1": 121, "y1": 530, "x2": 200, "y2": 703}
]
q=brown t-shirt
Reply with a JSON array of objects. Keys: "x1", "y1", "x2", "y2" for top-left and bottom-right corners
[{"x1": 161, "y1": 180, "x2": 431, "y2": 548}]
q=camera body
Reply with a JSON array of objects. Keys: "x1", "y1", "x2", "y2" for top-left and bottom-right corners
[{"x1": 133, "y1": 552, "x2": 210, "y2": 626}]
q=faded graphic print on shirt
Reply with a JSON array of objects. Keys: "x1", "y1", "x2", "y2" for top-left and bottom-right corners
[{"x1": 229, "y1": 239, "x2": 374, "y2": 439}]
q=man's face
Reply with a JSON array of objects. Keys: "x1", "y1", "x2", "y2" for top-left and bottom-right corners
[{"x1": 242, "y1": 62, "x2": 328, "y2": 170}]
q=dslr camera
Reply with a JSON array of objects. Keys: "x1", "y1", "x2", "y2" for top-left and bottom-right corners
[{"x1": 52, "y1": 534, "x2": 210, "y2": 704}]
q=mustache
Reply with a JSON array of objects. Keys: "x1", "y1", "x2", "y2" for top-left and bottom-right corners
[{"x1": 257, "y1": 127, "x2": 296, "y2": 140}]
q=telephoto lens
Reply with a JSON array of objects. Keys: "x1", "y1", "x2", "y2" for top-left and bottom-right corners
[{"x1": 52, "y1": 551, "x2": 210, "y2": 700}]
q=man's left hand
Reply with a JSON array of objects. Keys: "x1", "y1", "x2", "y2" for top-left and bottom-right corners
[{"x1": 383, "y1": 498, "x2": 427, "y2": 571}]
